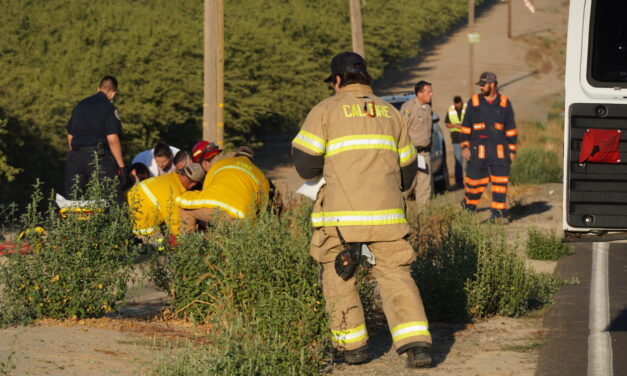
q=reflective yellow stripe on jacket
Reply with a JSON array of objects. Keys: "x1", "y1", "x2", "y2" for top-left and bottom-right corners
[
  {"x1": 324, "y1": 134, "x2": 415, "y2": 165},
  {"x1": 176, "y1": 197, "x2": 245, "y2": 218},
  {"x1": 326, "y1": 134, "x2": 397, "y2": 157},
  {"x1": 311, "y1": 209, "x2": 407, "y2": 227},
  {"x1": 293, "y1": 130, "x2": 326, "y2": 155},
  {"x1": 398, "y1": 143, "x2": 416, "y2": 164}
]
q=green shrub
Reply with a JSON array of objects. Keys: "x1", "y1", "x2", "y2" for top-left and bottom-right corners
[
  {"x1": 410, "y1": 219, "x2": 480, "y2": 322},
  {"x1": 409, "y1": 198, "x2": 563, "y2": 321},
  {"x1": 465, "y1": 238, "x2": 563, "y2": 318},
  {"x1": 150, "y1": 200, "x2": 328, "y2": 375},
  {"x1": 526, "y1": 227, "x2": 571, "y2": 261},
  {"x1": 510, "y1": 146, "x2": 562, "y2": 185},
  {"x1": 0, "y1": 178, "x2": 138, "y2": 326}
]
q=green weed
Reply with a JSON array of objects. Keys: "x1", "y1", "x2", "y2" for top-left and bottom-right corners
[
  {"x1": 510, "y1": 146, "x2": 562, "y2": 185},
  {"x1": 526, "y1": 227, "x2": 572, "y2": 261},
  {"x1": 0, "y1": 334, "x2": 17, "y2": 376},
  {"x1": 150, "y1": 200, "x2": 329, "y2": 375},
  {"x1": 409, "y1": 198, "x2": 563, "y2": 321},
  {"x1": 0, "y1": 176, "x2": 138, "y2": 326}
]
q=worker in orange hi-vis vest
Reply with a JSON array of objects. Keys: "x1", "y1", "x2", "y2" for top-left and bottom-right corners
[
  {"x1": 292, "y1": 52, "x2": 432, "y2": 369},
  {"x1": 459, "y1": 72, "x2": 517, "y2": 222}
]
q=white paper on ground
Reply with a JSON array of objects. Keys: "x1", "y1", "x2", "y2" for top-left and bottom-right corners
[
  {"x1": 55, "y1": 193, "x2": 107, "y2": 209},
  {"x1": 417, "y1": 155, "x2": 427, "y2": 170},
  {"x1": 295, "y1": 177, "x2": 326, "y2": 201}
]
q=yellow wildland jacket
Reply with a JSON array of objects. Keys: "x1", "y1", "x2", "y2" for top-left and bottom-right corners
[
  {"x1": 127, "y1": 172, "x2": 186, "y2": 236},
  {"x1": 292, "y1": 84, "x2": 417, "y2": 242},
  {"x1": 176, "y1": 156, "x2": 270, "y2": 218}
]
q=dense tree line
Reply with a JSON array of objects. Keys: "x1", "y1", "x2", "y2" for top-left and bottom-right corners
[{"x1": 0, "y1": 0, "x2": 481, "y2": 204}]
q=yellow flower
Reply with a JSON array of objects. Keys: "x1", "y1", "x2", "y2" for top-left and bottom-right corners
[
  {"x1": 98, "y1": 284, "x2": 103, "y2": 289},
  {"x1": 34, "y1": 285, "x2": 39, "y2": 290},
  {"x1": 51, "y1": 274, "x2": 60, "y2": 282}
]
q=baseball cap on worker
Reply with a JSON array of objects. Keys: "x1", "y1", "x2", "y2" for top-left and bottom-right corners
[
  {"x1": 476, "y1": 72, "x2": 497, "y2": 86},
  {"x1": 324, "y1": 52, "x2": 368, "y2": 82},
  {"x1": 191, "y1": 140, "x2": 222, "y2": 163},
  {"x1": 235, "y1": 146, "x2": 255, "y2": 159},
  {"x1": 183, "y1": 163, "x2": 205, "y2": 183}
]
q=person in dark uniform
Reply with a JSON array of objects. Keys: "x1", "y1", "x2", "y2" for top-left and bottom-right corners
[
  {"x1": 460, "y1": 72, "x2": 517, "y2": 222},
  {"x1": 65, "y1": 76, "x2": 125, "y2": 200}
]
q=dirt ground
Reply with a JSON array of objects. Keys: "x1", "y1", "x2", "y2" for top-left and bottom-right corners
[
  {"x1": 0, "y1": 0, "x2": 570, "y2": 375},
  {"x1": 0, "y1": 182, "x2": 563, "y2": 376}
]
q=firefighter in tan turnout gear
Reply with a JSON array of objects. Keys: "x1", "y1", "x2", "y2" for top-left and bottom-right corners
[{"x1": 292, "y1": 52, "x2": 432, "y2": 368}]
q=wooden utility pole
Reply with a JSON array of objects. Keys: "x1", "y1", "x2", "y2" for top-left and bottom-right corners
[
  {"x1": 203, "y1": 0, "x2": 224, "y2": 147},
  {"x1": 468, "y1": 0, "x2": 475, "y2": 96},
  {"x1": 507, "y1": 0, "x2": 512, "y2": 38},
  {"x1": 349, "y1": 0, "x2": 365, "y2": 58}
]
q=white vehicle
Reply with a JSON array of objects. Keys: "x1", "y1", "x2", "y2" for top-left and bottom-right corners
[{"x1": 563, "y1": 0, "x2": 627, "y2": 239}]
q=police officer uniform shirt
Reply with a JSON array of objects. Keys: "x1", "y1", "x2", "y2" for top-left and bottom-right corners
[
  {"x1": 400, "y1": 100, "x2": 432, "y2": 150},
  {"x1": 65, "y1": 91, "x2": 122, "y2": 198},
  {"x1": 66, "y1": 92, "x2": 121, "y2": 149}
]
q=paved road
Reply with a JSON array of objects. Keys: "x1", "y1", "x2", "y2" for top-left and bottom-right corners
[{"x1": 536, "y1": 242, "x2": 627, "y2": 376}]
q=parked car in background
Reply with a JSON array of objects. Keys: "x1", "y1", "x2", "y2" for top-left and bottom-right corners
[{"x1": 380, "y1": 92, "x2": 449, "y2": 193}]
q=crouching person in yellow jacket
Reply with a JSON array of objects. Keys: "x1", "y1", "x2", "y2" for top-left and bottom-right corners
[
  {"x1": 127, "y1": 163, "x2": 205, "y2": 238},
  {"x1": 176, "y1": 141, "x2": 270, "y2": 232}
]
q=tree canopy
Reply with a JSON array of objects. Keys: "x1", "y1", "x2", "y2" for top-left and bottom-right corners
[{"x1": 0, "y1": 0, "x2": 480, "y2": 204}]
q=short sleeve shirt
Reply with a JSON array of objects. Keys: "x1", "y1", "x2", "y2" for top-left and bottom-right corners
[
  {"x1": 400, "y1": 99, "x2": 432, "y2": 148},
  {"x1": 131, "y1": 146, "x2": 181, "y2": 177},
  {"x1": 66, "y1": 92, "x2": 122, "y2": 148}
]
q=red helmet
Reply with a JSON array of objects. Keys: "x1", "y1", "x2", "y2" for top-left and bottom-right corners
[{"x1": 191, "y1": 140, "x2": 222, "y2": 163}]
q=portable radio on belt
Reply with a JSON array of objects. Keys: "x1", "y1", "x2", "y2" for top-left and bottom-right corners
[{"x1": 334, "y1": 227, "x2": 363, "y2": 281}]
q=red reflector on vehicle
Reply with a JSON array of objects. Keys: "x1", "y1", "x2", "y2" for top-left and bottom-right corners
[{"x1": 578, "y1": 129, "x2": 621, "y2": 163}]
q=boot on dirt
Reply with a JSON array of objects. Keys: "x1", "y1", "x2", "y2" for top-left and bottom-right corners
[
  {"x1": 334, "y1": 345, "x2": 369, "y2": 365},
  {"x1": 403, "y1": 343, "x2": 432, "y2": 368}
]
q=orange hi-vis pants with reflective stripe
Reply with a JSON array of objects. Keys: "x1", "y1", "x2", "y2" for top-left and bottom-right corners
[{"x1": 463, "y1": 157, "x2": 510, "y2": 215}]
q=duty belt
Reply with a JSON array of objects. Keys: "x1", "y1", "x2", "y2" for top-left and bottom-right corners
[
  {"x1": 72, "y1": 143, "x2": 109, "y2": 153},
  {"x1": 415, "y1": 145, "x2": 431, "y2": 153}
]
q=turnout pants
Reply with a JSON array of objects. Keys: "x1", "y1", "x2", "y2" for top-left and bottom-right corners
[
  {"x1": 178, "y1": 207, "x2": 221, "y2": 232},
  {"x1": 311, "y1": 228, "x2": 431, "y2": 354},
  {"x1": 463, "y1": 156, "x2": 509, "y2": 215}
]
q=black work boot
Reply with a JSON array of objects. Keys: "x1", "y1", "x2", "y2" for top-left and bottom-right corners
[
  {"x1": 401, "y1": 343, "x2": 432, "y2": 369},
  {"x1": 338, "y1": 345, "x2": 369, "y2": 365}
]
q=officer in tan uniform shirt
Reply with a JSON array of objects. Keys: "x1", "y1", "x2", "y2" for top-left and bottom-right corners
[
  {"x1": 292, "y1": 52, "x2": 432, "y2": 369},
  {"x1": 400, "y1": 80, "x2": 433, "y2": 205}
]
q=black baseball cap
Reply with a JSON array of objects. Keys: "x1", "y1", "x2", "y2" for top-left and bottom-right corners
[
  {"x1": 476, "y1": 72, "x2": 497, "y2": 86},
  {"x1": 324, "y1": 52, "x2": 368, "y2": 83}
]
